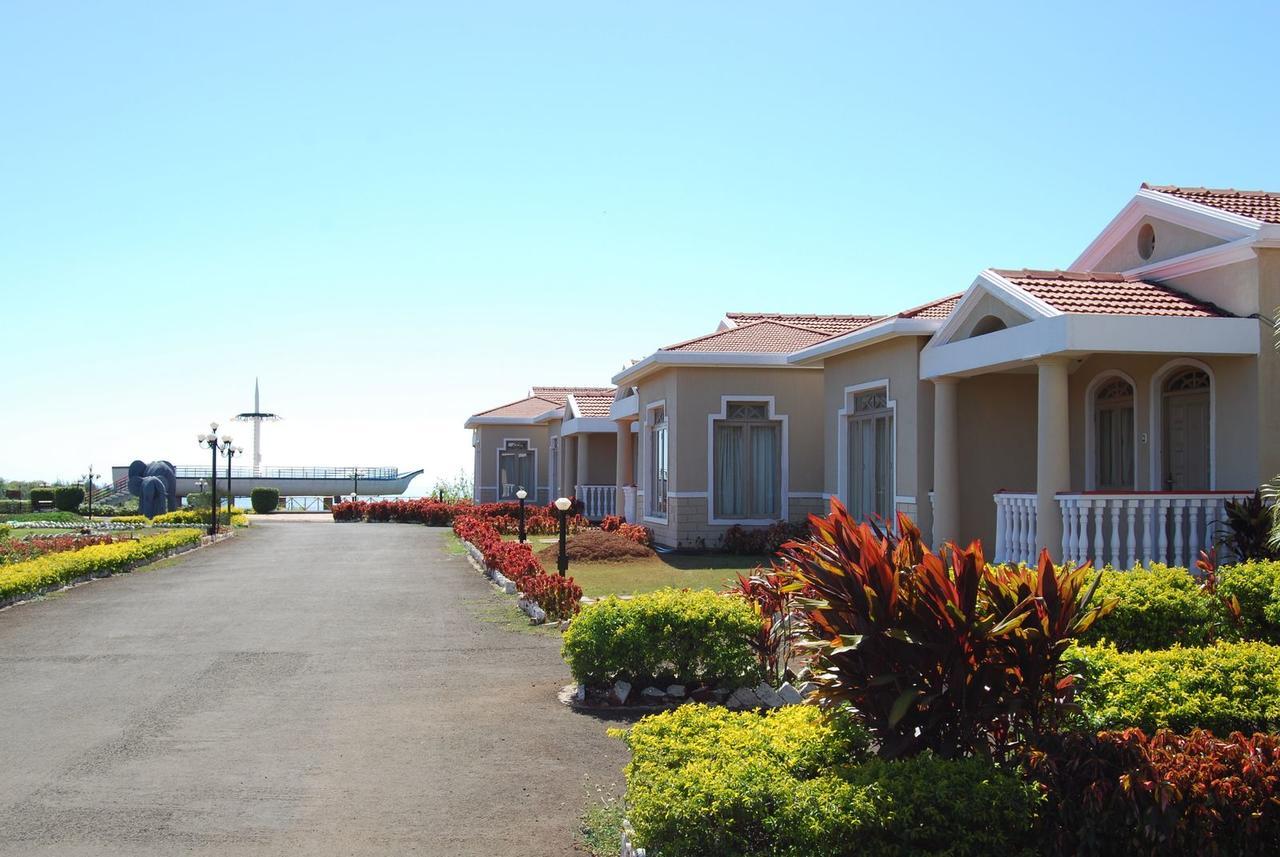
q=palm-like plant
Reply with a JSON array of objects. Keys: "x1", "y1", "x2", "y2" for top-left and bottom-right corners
[{"x1": 780, "y1": 500, "x2": 1115, "y2": 760}]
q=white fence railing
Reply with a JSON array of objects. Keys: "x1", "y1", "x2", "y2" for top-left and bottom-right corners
[
  {"x1": 995, "y1": 491, "x2": 1255, "y2": 568},
  {"x1": 575, "y1": 484, "x2": 614, "y2": 521}
]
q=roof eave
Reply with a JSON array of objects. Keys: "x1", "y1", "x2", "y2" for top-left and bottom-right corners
[
  {"x1": 787, "y1": 317, "x2": 941, "y2": 365},
  {"x1": 612, "y1": 350, "x2": 806, "y2": 386}
]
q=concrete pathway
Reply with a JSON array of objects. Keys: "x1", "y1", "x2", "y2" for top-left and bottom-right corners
[{"x1": 0, "y1": 519, "x2": 626, "y2": 855}]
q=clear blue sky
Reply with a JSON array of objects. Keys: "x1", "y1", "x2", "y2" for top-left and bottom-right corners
[{"x1": 3, "y1": 2, "x2": 1278, "y2": 490}]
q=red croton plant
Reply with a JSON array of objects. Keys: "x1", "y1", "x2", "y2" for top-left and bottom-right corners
[{"x1": 778, "y1": 499, "x2": 1117, "y2": 761}]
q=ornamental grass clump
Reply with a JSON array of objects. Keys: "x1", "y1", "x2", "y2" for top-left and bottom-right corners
[{"x1": 780, "y1": 499, "x2": 1115, "y2": 760}]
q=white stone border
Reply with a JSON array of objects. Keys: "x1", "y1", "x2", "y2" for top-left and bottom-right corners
[{"x1": 459, "y1": 538, "x2": 551, "y2": 625}]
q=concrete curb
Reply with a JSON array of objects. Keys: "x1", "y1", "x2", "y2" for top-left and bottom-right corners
[{"x1": 0, "y1": 529, "x2": 235, "y2": 612}]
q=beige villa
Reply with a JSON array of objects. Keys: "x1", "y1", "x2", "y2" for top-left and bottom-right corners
[{"x1": 467, "y1": 184, "x2": 1280, "y2": 565}]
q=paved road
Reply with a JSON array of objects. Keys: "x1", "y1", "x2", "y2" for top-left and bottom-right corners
[{"x1": 0, "y1": 519, "x2": 626, "y2": 856}]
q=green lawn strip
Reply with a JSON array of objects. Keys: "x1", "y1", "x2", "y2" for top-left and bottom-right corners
[
  {"x1": 569, "y1": 554, "x2": 766, "y2": 597},
  {"x1": 577, "y1": 795, "x2": 625, "y2": 856}
]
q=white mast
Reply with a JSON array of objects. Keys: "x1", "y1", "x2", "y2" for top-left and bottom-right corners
[{"x1": 233, "y1": 377, "x2": 280, "y2": 477}]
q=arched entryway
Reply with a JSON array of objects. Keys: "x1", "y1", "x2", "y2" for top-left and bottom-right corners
[{"x1": 1159, "y1": 365, "x2": 1212, "y2": 491}]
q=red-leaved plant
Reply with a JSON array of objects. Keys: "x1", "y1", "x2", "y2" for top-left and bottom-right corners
[
  {"x1": 726, "y1": 568, "x2": 808, "y2": 685},
  {"x1": 780, "y1": 499, "x2": 1115, "y2": 760}
]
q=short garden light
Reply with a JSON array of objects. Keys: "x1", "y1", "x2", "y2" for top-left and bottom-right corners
[
  {"x1": 554, "y1": 496, "x2": 573, "y2": 576},
  {"x1": 516, "y1": 488, "x2": 528, "y2": 543}
]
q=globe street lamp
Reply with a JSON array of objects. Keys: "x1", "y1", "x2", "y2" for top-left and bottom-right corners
[
  {"x1": 553, "y1": 496, "x2": 573, "y2": 576},
  {"x1": 221, "y1": 443, "x2": 243, "y2": 523},
  {"x1": 197, "y1": 423, "x2": 233, "y2": 536},
  {"x1": 516, "y1": 488, "x2": 528, "y2": 543}
]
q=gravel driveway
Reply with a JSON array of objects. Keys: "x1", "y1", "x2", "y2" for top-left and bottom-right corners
[{"x1": 0, "y1": 518, "x2": 626, "y2": 855}]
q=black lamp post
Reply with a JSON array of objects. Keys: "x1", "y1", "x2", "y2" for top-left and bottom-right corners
[
  {"x1": 197, "y1": 423, "x2": 232, "y2": 536},
  {"x1": 83, "y1": 465, "x2": 98, "y2": 525},
  {"x1": 222, "y1": 443, "x2": 244, "y2": 524},
  {"x1": 352, "y1": 467, "x2": 364, "y2": 500},
  {"x1": 553, "y1": 496, "x2": 572, "y2": 576},
  {"x1": 516, "y1": 487, "x2": 528, "y2": 543}
]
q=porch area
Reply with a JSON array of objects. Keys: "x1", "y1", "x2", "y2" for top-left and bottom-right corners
[{"x1": 994, "y1": 490, "x2": 1253, "y2": 568}]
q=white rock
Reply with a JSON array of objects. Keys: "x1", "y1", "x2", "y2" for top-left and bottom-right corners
[
  {"x1": 797, "y1": 681, "x2": 819, "y2": 697},
  {"x1": 776, "y1": 681, "x2": 804, "y2": 705},
  {"x1": 754, "y1": 681, "x2": 784, "y2": 708},
  {"x1": 727, "y1": 687, "x2": 759, "y2": 710},
  {"x1": 573, "y1": 684, "x2": 586, "y2": 703},
  {"x1": 612, "y1": 679, "x2": 632, "y2": 705},
  {"x1": 641, "y1": 686, "x2": 666, "y2": 701},
  {"x1": 665, "y1": 684, "x2": 686, "y2": 698}
]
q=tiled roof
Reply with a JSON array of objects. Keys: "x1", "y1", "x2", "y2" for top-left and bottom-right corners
[
  {"x1": 725, "y1": 312, "x2": 881, "y2": 334},
  {"x1": 663, "y1": 320, "x2": 832, "y2": 353},
  {"x1": 531, "y1": 385, "x2": 615, "y2": 405},
  {"x1": 993, "y1": 269, "x2": 1231, "y2": 318},
  {"x1": 570, "y1": 394, "x2": 615, "y2": 418},
  {"x1": 471, "y1": 395, "x2": 561, "y2": 420},
  {"x1": 899, "y1": 294, "x2": 962, "y2": 319},
  {"x1": 1142, "y1": 183, "x2": 1280, "y2": 224}
]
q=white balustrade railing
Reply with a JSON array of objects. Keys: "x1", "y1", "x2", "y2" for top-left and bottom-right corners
[
  {"x1": 575, "y1": 484, "x2": 615, "y2": 521},
  {"x1": 995, "y1": 491, "x2": 1254, "y2": 568},
  {"x1": 993, "y1": 493, "x2": 1038, "y2": 565}
]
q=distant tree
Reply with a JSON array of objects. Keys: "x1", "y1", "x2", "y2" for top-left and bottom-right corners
[{"x1": 430, "y1": 470, "x2": 474, "y2": 503}]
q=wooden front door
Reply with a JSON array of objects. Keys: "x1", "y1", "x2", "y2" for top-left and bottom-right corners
[{"x1": 1164, "y1": 390, "x2": 1210, "y2": 490}]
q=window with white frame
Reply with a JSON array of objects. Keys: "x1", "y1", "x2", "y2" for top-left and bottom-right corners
[
  {"x1": 1094, "y1": 377, "x2": 1135, "y2": 490},
  {"x1": 648, "y1": 406, "x2": 668, "y2": 516},
  {"x1": 713, "y1": 401, "x2": 780, "y2": 519},
  {"x1": 847, "y1": 388, "x2": 893, "y2": 522},
  {"x1": 498, "y1": 440, "x2": 534, "y2": 500}
]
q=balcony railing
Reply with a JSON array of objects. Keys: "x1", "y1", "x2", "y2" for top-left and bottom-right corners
[
  {"x1": 575, "y1": 484, "x2": 615, "y2": 521},
  {"x1": 995, "y1": 491, "x2": 1255, "y2": 568},
  {"x1": 174, "y1": 465, "x2": 402, "y2": 481}
]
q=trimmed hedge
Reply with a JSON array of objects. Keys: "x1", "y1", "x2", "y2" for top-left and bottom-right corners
[
  {"x1": 53, "y1": 486, "x2": 85, "y2": 512},
  {"x1": 1069, "y1": 641, "x2": 1280, "y2": 735},
  {"x1": 1220, "y1": 560, "x2": 1280, "y2": 643},
  {"x1": 0, "y1": 529, "x2": 203, "y2": 601},
  {"x1": 617, "y1": 704, "x2": 1038, "y2": 857},
  {"x1": 250, "y1": 487, "x2": 279, "y2": 514},
  {"x1": 1081, "y1": 565, "x2": 1221, "y2": 650},
  {"x1": 28, "y1": 487, "x2": 54, "y2": 507},
  {"x1": 562, "y1": 588, "x2": 761, "y2": 689},
  {"x1": 152, "y1": 508, "x2": 247, "y2": 526}
]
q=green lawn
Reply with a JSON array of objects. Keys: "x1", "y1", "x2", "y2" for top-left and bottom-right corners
[{"x1": 493, "y1": 533, "x2": 767, "y2": 596}]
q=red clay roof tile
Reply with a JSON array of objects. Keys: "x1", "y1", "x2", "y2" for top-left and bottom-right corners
[
  {"x1": 1142, "y1": 183, "x2": 1280, "y2": 224},
  {"x1": 993, "y1": 269, "x2": 1231, "y2": 318},
  {"x1": 530, "y1": 385, "x2": 615, "y2": 405},
  {"x1": 724, "y1": 312, "x2": 882, "y2": 334},
  {"x1": 662, "y1": 319, "x2": 832, "y2": 353}
]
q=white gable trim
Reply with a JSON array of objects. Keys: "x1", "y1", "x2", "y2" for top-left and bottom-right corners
[
  {"x1": 926, "y1": 270, "x2": 1056, "y2": 351},
  {"x1": 1123, "y1": 236, "x2": 1258, "y2": 281},
  {"x1": 1073, "y1": 189, "x2": 1261, "y2": 271},
  {"x1": 787, "y1": 317, "x2": 938, "y2": 365},
  {"x1": 560, "y1": 417, "x2": 617, "y2": 436},
  {"x1": 612, "y1": 350, "x2": 816, "y2": 386}
]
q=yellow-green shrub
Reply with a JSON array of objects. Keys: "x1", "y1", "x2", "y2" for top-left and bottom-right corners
[
  {"x1": 616, "y1": 704, "x2": 1038, "y2": 857},
  {"x1": 1080, "y1": 565, "x2": 1221, "y2": 651},
  {"x1": 0, "y1": 529, "x2": 203, "y2": 601},
  {"x1": 561, "y1": 588, "x2": 760, "y2": 688},
  {"x1": 1068, "y1": 641, "x2": 1280, "y2": 735},
  {"x1": 109, "y1": 515, "x2": 147, "y2": 524},
  {"x1": 151, "y1": 508, "x2": 248, "y2": 526}
]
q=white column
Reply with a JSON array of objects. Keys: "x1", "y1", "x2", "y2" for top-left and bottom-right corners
[
  {"x1": 932, "y1": 378, "x2": 960, "y2": 547},
  {"x1": 615, "y1": 420, "x2": 635, "y2": 517},
  {"x1": 562, "y1": 436, "x2": 578, "y2": 499},
  {"x1": 1036, "y1": 358, "x2": 1071, "y2": 562},
  {"x1": 576, "y1": 433, "x2": 591, "y2": 494}
]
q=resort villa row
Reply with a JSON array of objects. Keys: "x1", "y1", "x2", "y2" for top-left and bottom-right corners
[{"x1": 466, "y1": 184, "x2": 1280, "y2": 568}]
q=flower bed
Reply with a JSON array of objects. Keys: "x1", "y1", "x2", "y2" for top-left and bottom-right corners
[
  {"x1": 0, "y1": 529, "x2": 206, "y2": 605},
  {"x1": 0, "y1": 533, "x2": 124, "y2": 565},
  {"x1": 452, "y1": 515, "x2": 582, "y2": 622},
  {"x1": 334, "y1": 498, "x2": 587, "y2": 534}
]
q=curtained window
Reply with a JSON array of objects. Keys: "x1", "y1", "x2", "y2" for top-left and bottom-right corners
[
  {"x1": 847, "y1": 389, "x2": 893, "y2": 521},
  {"x1": 498, "y1": 441, "x2": 534, "y2": 500},
  {"x1": 1095, "y1": 378, "x2": 1134, "y2": 490},
  {"x1": 649, "y1": 407, "x2": 668, "y2": 516},
  {"x1": 713, "y1": 402, "x2": 780, "y2": 519}
]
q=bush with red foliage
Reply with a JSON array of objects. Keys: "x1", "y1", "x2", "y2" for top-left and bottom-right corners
[
  {"x1": 333, "y1": 498, "x2": 585, "y2": 533},
  {"x1": 484, "y1": 540, "x2": 543, "y2": 583},
  {"x1": 721, "y1": 520, "x2": 807, "y2": 555},
  {"x1": 1026, "y1": 728, "x2": 1280, "y2": 856},
  {"x1": 520, "y1": 574, "x2": 583, "y2": 620},
  {"x1": 616, "y1": 523, "x2": 652, "y2": 546},
  {"x1": 600, "y1": 515, "x2": 623, "y2": 533},
  {"x1": 780, "y1": 499, "x2": 1115, "y2": 760}
]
